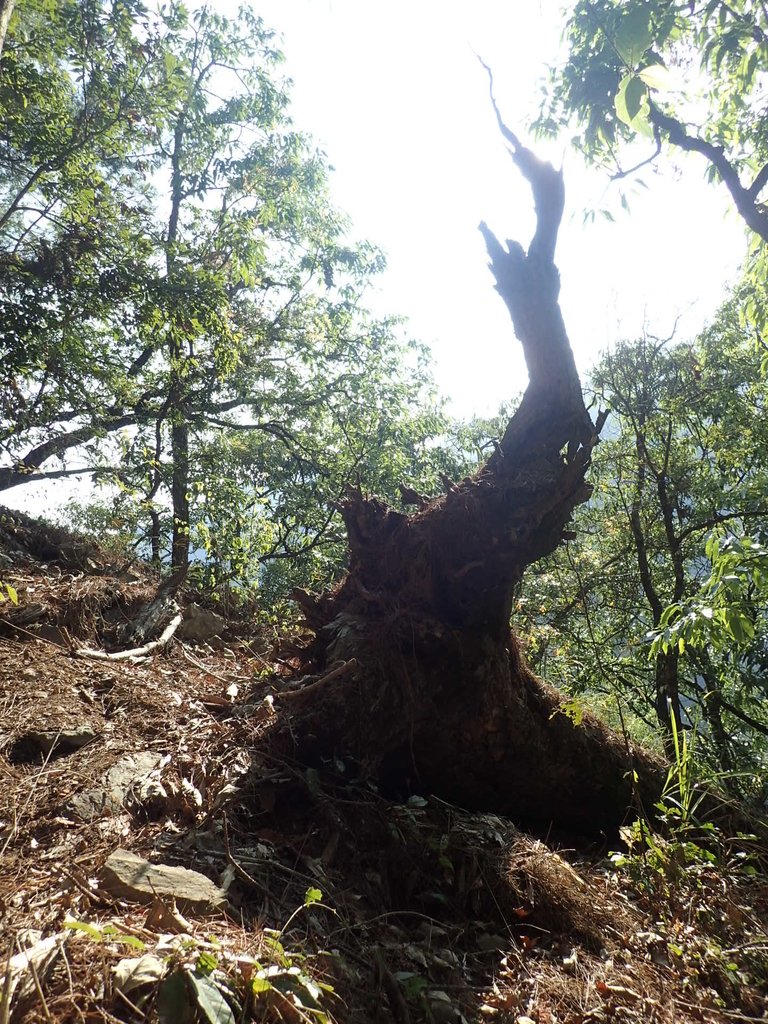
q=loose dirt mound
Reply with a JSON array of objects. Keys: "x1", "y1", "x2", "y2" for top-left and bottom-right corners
[{"x1": 1, "y1": 514, "x2": 767, "y2": 1023}]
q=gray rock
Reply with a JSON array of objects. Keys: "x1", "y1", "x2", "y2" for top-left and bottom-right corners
[
  {"x1": 10, "y1": 726, "x2": 98, "y2": 764},
  {"x1": 100, "y1": 849, "x2": 227, "y2": 912},
  {"x1": 177, "y1": 602, "x2": 226, "y2": 642},
  {"x1": 67, "y1": 751, "x2": 163, "y2": 821}
]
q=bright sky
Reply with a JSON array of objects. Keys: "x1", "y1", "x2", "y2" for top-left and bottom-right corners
[{"x1": 256, "y1": 0, "x2": 747, "y2": 417}]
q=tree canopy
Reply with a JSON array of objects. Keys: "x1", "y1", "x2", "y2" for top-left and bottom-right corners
[
  {"x1": 0, "y1": 0, "x2": 448, "y2": 591},
  {"x1": 538, "y1": 0, "x2": 768, "y2": 241}
]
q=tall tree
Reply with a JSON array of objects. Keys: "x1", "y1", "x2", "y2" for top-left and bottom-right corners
[{"x1": 0, "y1": 2, "x2": 443, "y2": 579}]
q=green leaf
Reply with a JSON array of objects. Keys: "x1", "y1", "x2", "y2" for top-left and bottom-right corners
[
  {"x1": 196, "y1": 950, "x2": 219, "y2": 974},
  {"x1": 64, "y1": 919, "x2": 104, "y2": 941},
  {"x1": 615, "y1": 75, "x2": 648, "y2": 127},
  {"x1": 157, "y1": 972, "x2": 196, "y2": 1024},
  {"x1": 188, "y1": 971, "x2": 236, "y2": 1024},
  {"x1": 394, "y1": 972, "x2": 429, "y2": 1000},
  {"x1": 614, "y1": 7, "x2": 653, "y2": 65},
  {"x1": 637, "y1": 62, "x2": 672, "y2": 91},
  {"x1": 304, "y1": 887, "x2": 323, "y2": 907}
]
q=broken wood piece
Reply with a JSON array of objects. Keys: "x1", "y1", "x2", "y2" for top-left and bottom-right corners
[{"x1": 74, "y1": 611, "x2": 182, "y2": 662}]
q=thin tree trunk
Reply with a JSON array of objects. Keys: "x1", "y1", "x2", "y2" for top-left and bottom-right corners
[
  {"x1": 0, "y1": 0, "x2": 16, "y2": 63},
  {"x1": 167, "y1": 116, "x2": 190, "y2": 571},
  {"x1": 628, "y1": 418, "x2": 685, "y2": 745},
  {"x1": 170, "y1": 414, "x2": 189, "y2": 569},
  {"x1": 692, "y1": 652, "x2": 735, "y2": 781},
  {"x1": 655, "y1": 648, "x2": 682, "y2": 738}
]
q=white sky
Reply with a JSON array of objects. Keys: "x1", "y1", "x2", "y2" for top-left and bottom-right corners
[{"x1": 255, "y1": 0, "x2": 747, "y2": 417}]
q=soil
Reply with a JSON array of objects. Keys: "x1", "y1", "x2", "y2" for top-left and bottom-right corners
[{"x1": 1, "y1": 509, "x2": 767, "y2": 1023}]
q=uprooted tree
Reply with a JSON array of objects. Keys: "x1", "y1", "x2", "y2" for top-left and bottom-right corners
[{"x1": 268, "y1": 114, "x2": 666, "y2": 837}]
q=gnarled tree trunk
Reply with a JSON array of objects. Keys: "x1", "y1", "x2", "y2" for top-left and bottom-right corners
[{"x1": 271, "y1": 125, "x2": 664, "y2": 835}]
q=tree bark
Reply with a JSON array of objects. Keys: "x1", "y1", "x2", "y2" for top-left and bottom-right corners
[
  {"x1": 0, "y1": 0, "x2": 15, "y2": 62},
  {"x1": 265, "y1": 129, "x2": 665, "y2": 836},
  {"x1": 167, "y1": 115, "x2": 190, "y2": 572}
]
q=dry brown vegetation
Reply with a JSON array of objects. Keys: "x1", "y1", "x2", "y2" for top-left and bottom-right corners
[{"x1": 1, "y1": 512, "x2": 767, "y2": 1023}]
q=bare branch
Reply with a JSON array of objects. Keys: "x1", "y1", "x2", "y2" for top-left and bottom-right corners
[
  {"x1": 0, "y1": 413, "x2": 137, "y2": 490},
  {"x1": 478, "y1": 56, "x2": 565, "y2": 262},
  {"x1": 611, "y1": 133, "x2": 662, "y2": 181},
  {"x1": 650, "y1": 105, "x2": 768, "y2": 241},
  {"x1": 748, "y1": 161, "x2": 768, "y2": 201}
]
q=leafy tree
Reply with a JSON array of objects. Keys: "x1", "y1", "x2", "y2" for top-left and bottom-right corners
[
  {"x1": 650, "y1": 532, "x2": 768, "y2": 786},
  {"x1": 1, "y1": 0, "x2": 172, "y2": 483},
  {"x1": 537, "y1": 0, "x2": 768, "y2": 241},
  {"x1": 0, "y1": 1, "x2": 444, "y2": 582},
  {"x1": 520, "y1": 308, "x2": 768, "y2": 776}
]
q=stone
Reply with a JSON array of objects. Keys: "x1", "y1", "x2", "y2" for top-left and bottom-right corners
[
  {"x1": 100, "y1": 849, "x2": 227, "y2": 912},
  {"x1": 177, "y1": 602, "x2": 226, "y2": 643},
  {"x1": 67, "y1": 751, "x2": 163, "y2": 821},
  {"x1": 9, "y1": 726, "x2": 98, "y2": 764}
]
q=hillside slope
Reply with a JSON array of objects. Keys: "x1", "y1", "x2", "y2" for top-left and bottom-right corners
[{"x1": 1, "y1": 511, "x2": 766, "y2": 1024}]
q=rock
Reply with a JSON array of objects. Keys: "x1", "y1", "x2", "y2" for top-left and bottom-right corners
[
  {"x1": 29, "y1": 624, "x2": 69, "y2": 646},
  {"x1": 9, "y1": 726, "x2": 98, "y2": 764},
  {"x1": 177, "y1": 602, "x2": 226, "y2": 642},
  {"x1": 429, "y1": 1004, "x2": 460, "y2": 1024},
  {"x1": 67, "y1": 751, "x2": 163, "y2": 821},
  {"x1": 100, "y1": 849, "x2": 227, "y2": 912}
]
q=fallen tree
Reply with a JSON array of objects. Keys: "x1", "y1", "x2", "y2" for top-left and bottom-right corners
[{"x1": 269, "y1": 119, "x2": 665, "y2": 836}]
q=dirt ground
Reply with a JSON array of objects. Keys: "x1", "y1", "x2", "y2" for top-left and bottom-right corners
[{"x1": 1, "y1": 508, "x2": 767, "y2": 1023}]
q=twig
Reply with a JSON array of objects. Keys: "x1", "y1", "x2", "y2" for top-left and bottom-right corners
[
  {"x1": 180, "y1": 645, "x2": 250, "y2": 684},
  {"x1": 278, "y1": 659, "x2": 357, "y2": 701},
  {"x1": 0, "y1": 620, "x2": 62, "y2": 649},
  {"x1": 674, "y1": 1000, "x2": 768, "y2": 1022},
  {"x1": 610, "y1": 135, "x2": 662, "y2": 181},
  {"x1": 1, "y1": 944, "x2": 12, "y2": 1024},
  {"x1": 222, "y1": 818, "x2": 321, "y2": 890},
  {"x1": 222, "y1": 818, "x2": 268, "y2": 894},
  {"x1": 74, "y1": 611, "x2": 182, "y2": 662},
  {"x1": 62, "y1": 871, "x2": 97, "y2": 903},
  {"x1": 113, "y1": 987, "x2": 146, "y2": 1020}
]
